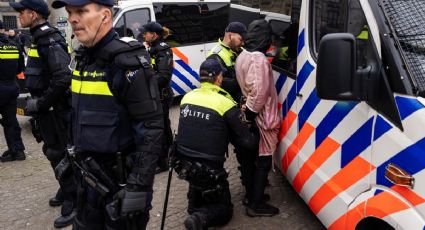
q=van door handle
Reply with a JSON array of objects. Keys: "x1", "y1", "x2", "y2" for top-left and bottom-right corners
[
  {"x1": 385, "y1": 163, "x2": 415, "y2": 188},
  {"x1": 200, "y1": 49, "x2": 204, "y2": 52}
]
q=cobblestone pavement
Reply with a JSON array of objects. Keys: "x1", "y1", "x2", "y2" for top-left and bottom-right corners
[{"x1": 0, "y1": 104, "x2": 324, "y2": 230}]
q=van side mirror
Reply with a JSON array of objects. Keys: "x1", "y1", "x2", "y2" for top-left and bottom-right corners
[{"x1": 316, "y1": 33, "x2": 362, "y2": 101}]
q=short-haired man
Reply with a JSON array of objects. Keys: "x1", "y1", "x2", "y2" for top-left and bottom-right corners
[
  {"x1": 174, "y1": 58, "x2": 258, "y2": 229},
  {"x1": 52, "y1": 0, "x2": 164, "y2": 229},
  {"x1": 10, "y1": 0, "x2": 77, "y2": 227},
  {"x1": 207, "y1": 21, "x2": 247, "y2": 102}
]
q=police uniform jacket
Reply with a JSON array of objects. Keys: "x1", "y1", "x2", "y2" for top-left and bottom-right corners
[
  {"x1": 0, "y1": 33, "x2": 25, "y2": 103},
  {"x1": 0, "y1": 33, "x2": 24, "y2": 83},
  {"x1": 207, "y1": 39, "x2": 241, "y2": 101},
  {"x1": 26, "y1": 22, "x2": 71, "y2": 111},
  {"x1": 176, "y1": 82, "x2": 258, "y2": 163},
  {"x1": 72, "y1": 29, "x2": 164, "y2": 191},
  {"x1": 148, "y1": 38, "x2": 173, "y2": 90}
]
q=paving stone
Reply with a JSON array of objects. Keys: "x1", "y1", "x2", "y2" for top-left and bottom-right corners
[{"x1": 0, "y1": 106, "x2": 324, "y2": 230}]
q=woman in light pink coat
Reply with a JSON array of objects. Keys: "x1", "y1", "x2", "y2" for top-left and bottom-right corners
[{"x1": 235, "y1": 19, "x2": 281, "y2": 217}]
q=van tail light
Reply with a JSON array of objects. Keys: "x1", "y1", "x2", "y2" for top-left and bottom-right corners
[{"x1": 385, "y1": 163, "x2": 415, "y2": 188}]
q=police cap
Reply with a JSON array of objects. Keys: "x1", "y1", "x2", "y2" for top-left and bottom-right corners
[
  {"x1": 225, "y1": 21, "x2": 247, "y2": 40},
  {"x1": 140, "y1": 22, "x2": 163, "y2": 34},
  {"x1": 200, "y1": 58, "x2": 227, "y2": 78},
  {"x1": 51, "y1": 0, "x2": 113, "y2": 8},
  {"x1": 10, "y1": 0, "x2": 50, "y2": 18}
]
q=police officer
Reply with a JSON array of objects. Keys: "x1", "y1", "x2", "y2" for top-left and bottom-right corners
[
  {"x1": 51, "y1": 0, "x2": 164, "y2": 229},
  {"x1": 0, "y1": 20, "x2": 26, "y2": 163},
  {"x1": 207, "y1": 21, "x2": 247, "y2": 102},
  {"x1": 207, "y1": 21, "x2": 259, "y2": 207},
  {"x1": 10, "y1": 0, "x2": 77, "y2": 227},
  {"x1": 141, "y1": 21, "x2": 174, "y2": 174},
  {"x1": 174, "y1": 58, "x2": 258, "y2": 229}
]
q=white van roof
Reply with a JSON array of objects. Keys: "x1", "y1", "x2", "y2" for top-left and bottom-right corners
[
  {"x1": 117, "y1": 0, "x2": 230, "y2": 4},
  {"x1": 116, "y1": 0, "x2": 230, "y2": 8}
]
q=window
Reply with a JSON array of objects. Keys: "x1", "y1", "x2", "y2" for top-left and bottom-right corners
[
  {"x1": 3, "y1": 16, "x2": 17, "y2": 30},
  {"x1": 269, "y1": 19, "x2": 299, "y2": 76},
  {"x1": 312, "y1": 0, "x2": 347, "y2": 55},
  {"x1": 114, "y1": 8, "x2": 150, "y2": 39},
  {"x1": 154, "y1": 3, "x2": 229, "y2": 46}
]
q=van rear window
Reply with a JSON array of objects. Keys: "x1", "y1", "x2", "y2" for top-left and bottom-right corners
[{"x1": 153, "y1": 3, "x2": 230, "y2": 47}]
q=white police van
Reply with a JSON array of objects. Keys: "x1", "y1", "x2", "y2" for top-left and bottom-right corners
[{"x1": 248, "y1": 0, "x2": 425, "y2": 229}]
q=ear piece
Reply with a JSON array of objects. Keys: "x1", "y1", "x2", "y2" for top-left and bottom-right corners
[{"x1": 102, "y1": 16, "x2": 107, "y2": 21}]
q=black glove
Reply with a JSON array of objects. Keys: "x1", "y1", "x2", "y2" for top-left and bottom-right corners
[
  {"x1": 108, "y1": 188, "x2": 149, "y2": 219},
  {"x1": 245, "y1": 108, "x2": 258, "y2": 122},
  {"x1": 26, "y1": 99, "x2": 39, "y2": 114}
]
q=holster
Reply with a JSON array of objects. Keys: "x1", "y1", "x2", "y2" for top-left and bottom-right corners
[{"x1": 173, "y1": 157, "x2": 228, "y2": 189}]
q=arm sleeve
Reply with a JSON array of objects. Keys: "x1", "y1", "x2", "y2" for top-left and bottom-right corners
[
  {"x1": 224, "y1": 107, "x2": 259, "y2": 152},
  {"x1": 16, "y1": 45, "x2": 25, "y2": 74},
  {"x1": 113, "y1": 68, "x2": 163, "y2": 190},
  {"x1": 154, "y1": 48, "x2": 173, "y2": 88},
  {"x1": 245, "y1": 55, "x2": 272, "y2": 113},
  {"x1": 37, "y1": 44, "x2": 71, "y2": 110}
]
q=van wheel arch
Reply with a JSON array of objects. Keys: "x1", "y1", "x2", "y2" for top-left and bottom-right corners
[{"x1": 355, "y1": 217, "x2": 394, "y2": 230}]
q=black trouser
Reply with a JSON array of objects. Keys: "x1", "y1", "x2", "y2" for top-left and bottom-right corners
[
  {"x1": 0, "y1": 82, "x2": 24, "y2": 152},
  {"x1": 38, "y1": 111, "x2": 77, "y2": 216},
  {"x1": 177, "y1": 157, "x2": 233, "y2": 228},
  {"x1": 235, "y1": 145, "x2": 257, "y2": 201},
  {"x1": 187, "y1": 176, "x2": 233, "y2": 228},
  {"x1": 251, "y1": 155, "x2": 272, "y2": 206},
  {"x1": 159, "y1": 90, "x2": 173, "y2": 166},
  {"x1": 73, "y1": 153, "x2": 151, "y2": 230}
]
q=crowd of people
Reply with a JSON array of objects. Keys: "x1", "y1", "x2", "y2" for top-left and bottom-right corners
[{"x1": 0, "y1": 0, "x2": 282, "y2": 229}]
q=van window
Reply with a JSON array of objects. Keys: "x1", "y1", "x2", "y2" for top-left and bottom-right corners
[
  {"x1": 153, "y1": 3, "x2": 229, "y2": 47},
  {"x1": 270, "y1": 19, "x2": 298, "y2": 77},
  {"x1": 115, "y1": 8, "x2": 150, "y2": 39},
  {"x1": 311, "y1": 0, "x2": 347, "y2": 55}
]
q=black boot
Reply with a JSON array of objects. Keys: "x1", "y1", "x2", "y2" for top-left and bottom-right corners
[
  {"x1": 0, "y1": 150, "x2": 15, "y2": 162},
  {"x1": 242, "y1": 193, "x2": 270, "y2": 206},
  {"x1": 184, "y1": 212, "x2": 206, "y2": 230},
  {"x1": 246, "y1": 202, "x2": 279, "y2": 217},
  {"x1": 49, "y1": 188, "x2": 64, "y2": 207},
  {"x1": 14, "y1": 150, "x2": 26, "y2": 161},
  {"x1": 245, "y1": 156, "x2": 279, "y2": 217},
  {"x1": 53, "y1": 210, "x2": 76, "y2": 228}
]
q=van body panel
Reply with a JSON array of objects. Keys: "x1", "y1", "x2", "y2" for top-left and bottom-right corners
[{"x1": 271, "y1": 0, "x2": 425, "y2": 228}]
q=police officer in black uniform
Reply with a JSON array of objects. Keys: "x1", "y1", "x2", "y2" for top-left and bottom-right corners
[
  {"x1": 207, "y1": 22, "x2": 247, "y2": 102},
  {"x1": 52, "y1": 0, "x2": 164, "y2": 229},
  {"x1": 141, "y1": 21, "x2": 174, "y2": 173},
  {"x1": 10, "y1": 0, "x2": 77, "y2": 228},
  {"x1": 0, "y1": 20, "x2": 26, "y2": 163},
  {"x1": 174, "y1": 58, "x2": 259, "y2": 230}
]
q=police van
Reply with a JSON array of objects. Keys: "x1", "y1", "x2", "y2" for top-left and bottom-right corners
[{"x1": 251, "y1": 0, "x2": 425, "y2": 229}]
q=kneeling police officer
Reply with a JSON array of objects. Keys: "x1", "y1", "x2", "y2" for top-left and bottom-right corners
[
  {"x1": 52, "y1": 0, "x2": 164, "y2": 229},
  {"x1": 174, "y1": 58, "x2": 259, "y2": 230}
]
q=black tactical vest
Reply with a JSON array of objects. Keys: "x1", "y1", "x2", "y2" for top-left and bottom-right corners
[
  {"x1": 0, "y1": 37, "x2": 20, "y2": 82},
  {"x1": 25, "y1": 25, "x2": 68, "y2": 96},
  {"x1": 72, "y1": 37, "x2": 161, "y2": 154}
]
